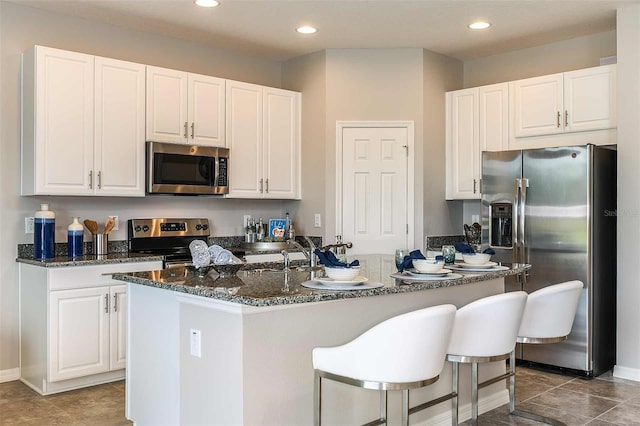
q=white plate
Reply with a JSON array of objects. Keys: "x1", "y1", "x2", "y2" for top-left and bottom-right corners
[
  {"x1": 389, "y1": 272, "x2": 463, "y2": 281},
  {"x1": 455, "y1": 261, "x2": 498, "y2": 269},
  {"x1": 313, "y1": 276, "x2": 369, "y2": 286},
  {"x1": 301, "y1": 280, "x2": 383, "y2": 291},
  {"x1": 407, "y1": 268, "x2": 452, "y2": 276},
  {"x1": 447, "y1": 264, "x2": 509, "y2": 273}
]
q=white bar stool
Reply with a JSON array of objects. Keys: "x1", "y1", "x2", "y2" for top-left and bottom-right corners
[
  {"x1": 312, "y1": 304, "x2": 457, "y2": 426},
  {"x1": 446, "y1": 291, "x2": 528, "y2": 425},
  {"x1": 509, "y1": 280, "x2": 583, "y2": 426}
]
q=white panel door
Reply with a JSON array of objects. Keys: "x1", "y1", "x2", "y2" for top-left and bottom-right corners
[
  {"x1": 226, "y1": 80, "x2": 263, "y2": 198},
  {"x1": 342, "y1": 127, "x2": 408, "y2": 254},
  {"x1": 146, "y1": 66, "x2": 188, "y2": 143},
  {"x1": 512, "y1": 73, "x2": 564, "y2": 137},
  {"x1": 263, "y1": 87, "x2": 300, "y2": 199},
  {"x1": 49, "y1": 287, "x2": 109, "y2": 382},
  {"x1": 564, "y1": 65, "x2": 616, "y2": 132},
  {"x1": 35, "y1": 46, "x2": 94, "y2": 195},
  {"x1": 188, "y1": 73, "x2": 226, "y2": 146},
  {"x1": 110, "y1": 285, "x2": 127, "y2": 371},
  {"x1": 94, "y1": 57, "x2": 146, "y2": 196},
  {"x1": 446, "y1": 88, "x2": 480, "y2": 199}
]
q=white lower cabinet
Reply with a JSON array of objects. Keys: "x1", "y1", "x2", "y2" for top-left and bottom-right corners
[{"x1": 19, "y1": 261, "x2": 162, "y2": 395}]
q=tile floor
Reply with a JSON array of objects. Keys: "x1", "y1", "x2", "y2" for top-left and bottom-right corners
[{"x1": 1, "y1": 366, "x2": 640, "y2": 425}]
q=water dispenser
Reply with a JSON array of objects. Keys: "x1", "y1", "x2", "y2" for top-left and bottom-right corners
[{"x1": 490, "y1": 202, "x2": 512, "y2": 248}]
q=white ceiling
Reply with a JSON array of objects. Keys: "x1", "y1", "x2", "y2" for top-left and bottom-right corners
[{"x1": 9, "y1": 0, "x2": 636, "y2": 62}]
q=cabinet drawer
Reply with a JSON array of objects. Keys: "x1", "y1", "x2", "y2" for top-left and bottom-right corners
[{"x1": 48, "y1": 261, "x2": 162, "y2": 291}]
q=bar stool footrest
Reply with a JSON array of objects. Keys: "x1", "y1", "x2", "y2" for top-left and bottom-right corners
[{"x1": 511, "y1": 408, "x2": 567, "y2": 426}]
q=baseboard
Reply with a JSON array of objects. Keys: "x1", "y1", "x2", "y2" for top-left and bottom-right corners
[
  {"x1": 416, "y1": 389, "x2": 510, "y2": 426},
  {"x1": 0, "y1": 368, "x2": 20, "y2": 383},
  {"x1": 613, "y1": 365, "x2": 640, "y2": 382}
]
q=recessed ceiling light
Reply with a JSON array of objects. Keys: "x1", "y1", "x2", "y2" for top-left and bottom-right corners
[
  {"x1": 296, "y1": 26, "x2": 317, "y2": 34},
  {"x1": 468, "y1": 21, "x2": 491, "y2": 30},
  {"x1": 195, "y1": 0, "x2": 219, "y2": 7}
]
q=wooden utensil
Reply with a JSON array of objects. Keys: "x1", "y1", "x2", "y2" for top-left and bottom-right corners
[
  {"x1": 103, "y1": 217, "x2": 115, "y2": 234},
  {"x1": 84, "y1": 219, "x2": 99, "y2": 235}
]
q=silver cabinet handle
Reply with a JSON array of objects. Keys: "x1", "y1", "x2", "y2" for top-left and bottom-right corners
[
  {"x1": 113, "y1": 293, "x2": 118, "y2": 312},
  {"x1": 191, "y1": 122, "x2": 195, "y2": 139},
  {"x1": 265, "y1": 178, "x2": 269, "y2": 193},
  {"x1": 97, "y1": 171, "x2": 102, "y2": 189},
  {"x1": 260, "y1": 178, "x2": 264, "y2": 193},
  {"x1": 565, "y1": 110, "x2": 569, "y2": 128},
  {"x1": 556, "y1": 111, "x2": 561, "y2": 128},
  {"x1": 184, "y1": 121, "x2": 188, "y2": 138},
  {"x1": 89, "y1": 171, "x2": 93, "y2": 189},
  {"x1": 104, "y1": 293, "x2": 109, "y2": 314}
]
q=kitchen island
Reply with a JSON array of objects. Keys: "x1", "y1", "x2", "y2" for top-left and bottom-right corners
[{"x1": 113, "y1": 255, "x2": 529, "y2": 426}]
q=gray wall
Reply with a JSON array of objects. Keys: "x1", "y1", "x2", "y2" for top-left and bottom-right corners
[{"x1": 615, "y1": 4, "x2": 640, "y2": 381}]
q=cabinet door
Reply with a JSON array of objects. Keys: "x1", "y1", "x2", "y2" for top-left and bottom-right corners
[
  {"x1": 479, "y1": 83, "x2": 509, "y2": 152},
  {"x1": 446, "y1": 88, "x2": 480, "y2": 200},
  {"x1": 33, "y1": 46, "x2": 95, "y2": 195},
  {"x1": 95, "y1": 57, "x2": 146, "y2": 196},
  {"x1": 564, "y1": 65, "x2": 616, "y2": 132},
  {"x1": 146, "y1": 66, "x2": 188, "y2": 143},
  {"x1": 109, "y1": 285, "x2": 127, "y2": 371},
  {"x1": 512, "y1": 73, "x2": 564, "y2": 137},
  {"x1": 263, "y1": 88, "x2": 300, "y2": 199},
  {"x1": 49, "y1": 287, "x2": 110, "y2": 382},
  {"x1": 188, "y1": 73, "x2": 226, "y2": 147},
  {"x1": 226, "y1": 80, "x2": 263, "y2": 198}
]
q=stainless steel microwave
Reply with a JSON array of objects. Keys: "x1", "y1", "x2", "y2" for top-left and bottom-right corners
[{"x1": 146, "y1": 142, "x2": 229, "y2": 195}]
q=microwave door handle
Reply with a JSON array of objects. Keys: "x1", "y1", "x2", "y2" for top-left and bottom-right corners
[{"x1": 213, "y1": 155, "x2": 219, "y2": 187}]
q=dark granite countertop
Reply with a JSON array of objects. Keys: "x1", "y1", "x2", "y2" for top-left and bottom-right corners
[
  {"x1": 112, "y1": 255, "x2": 531, "y2": 307},
  {"x1": 16, "y1": 252, "x2": 164, "y2": 268}
]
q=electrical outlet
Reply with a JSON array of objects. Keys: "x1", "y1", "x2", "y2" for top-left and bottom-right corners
[
  {"x1": 25, "y1": 217, "x2": 35, "y2": 234},
  {"x1": 190, "y1": 328, "x2": 202, "y2": 358},
  {"x1": 108, "y1": 215, "x2": 119, "y2": 231},
  {"x1": 314, "y1": 213, "x2": 321, "y2": 228}
]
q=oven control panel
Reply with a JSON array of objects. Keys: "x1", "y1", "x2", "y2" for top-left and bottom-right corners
[{"x1": 128, "y1": 218, "x2": 210, "y2": 238}]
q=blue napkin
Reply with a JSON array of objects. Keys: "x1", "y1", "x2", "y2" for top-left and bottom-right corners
[
  {"x1": 314, "y1": 249, "x2": 360, "y2": 268},
  {"x1": 399, "y1": 249, "x2": 425, "y2": 272},
  {"x1": 454, "y1": 242, "x2": 495, "y2": 255}
]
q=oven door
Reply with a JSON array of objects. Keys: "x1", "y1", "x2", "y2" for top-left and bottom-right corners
[{"x1": 147, "y1": 141, "x2": 223, "y2": 195}]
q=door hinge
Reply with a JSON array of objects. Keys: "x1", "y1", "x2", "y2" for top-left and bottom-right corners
[{"x1": 406, "y1": 224, "x2": 409, "y2": 234}]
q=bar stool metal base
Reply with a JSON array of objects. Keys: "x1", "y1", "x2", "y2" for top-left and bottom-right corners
[
  {"x1": 314, "y1": 369, "x2": 440, "y2": 426},
  {"x1": 509, "y1": 337, "x2": 568, "y2": 426}
]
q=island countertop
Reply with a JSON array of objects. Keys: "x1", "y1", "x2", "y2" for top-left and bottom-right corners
[{"x1": 112, "y1": 254, "x2": 530, "y2": 307}]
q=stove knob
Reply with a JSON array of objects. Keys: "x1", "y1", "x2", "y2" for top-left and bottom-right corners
[
  {"x1": 134, "y1": 225, "x2": 142, "y2": 232},
  {"x1": 202, "y1": 224, "x2": 209, "y2": 230},
  {"x1": 195, "y1": 224, "x2": 202, "y2": 231},
  {"x1": 142, "y1": 225, "x2": 149, "y2": 232}
]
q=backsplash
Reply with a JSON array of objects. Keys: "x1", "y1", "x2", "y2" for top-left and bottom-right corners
[{"x1": 426, "y1": 235, "x2": 466, "y2": 250}]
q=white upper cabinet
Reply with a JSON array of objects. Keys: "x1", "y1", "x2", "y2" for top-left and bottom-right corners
[
  {"x1": 512, "y1": 64, "x2": 616, "y2": 138},
  {"x1": 95, "y1": 57, "x2": 146, "y2": 196},
  {"x1": 22, "y1": 46, "x2": 145, "y2": 196},
  {"x1": 446, "y1": 82, "x2": 508, "y2": 200},
  {"x1": 146, "y1": 66, "x2": 225, "y2": 146},
  {"x1": 226, "y1": 80, "x2": 301, "y2": 199}
]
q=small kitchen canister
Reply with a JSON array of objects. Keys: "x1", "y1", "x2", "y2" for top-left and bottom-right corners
[
  {"x1": 34, "y1": 203, "x2": 55, "y2": 260},
  {"x1": 67, "y1": 217, "x2": 84, "y2": 258}
]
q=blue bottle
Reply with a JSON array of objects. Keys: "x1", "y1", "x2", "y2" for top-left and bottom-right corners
[
  {"x1": 34, "y1": 203, "x2": 55, "y2": 260},
  {"x1": 67, "y1": 217, "x2": 84, "y2": 258}
]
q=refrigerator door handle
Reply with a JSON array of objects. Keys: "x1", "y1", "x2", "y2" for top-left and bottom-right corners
[
  {"x1": 520, "y1": 178, "x2": 530, "y2": 282},
  {"x1": 513, "y1": 178, "x2": 521, "y2": 265}
]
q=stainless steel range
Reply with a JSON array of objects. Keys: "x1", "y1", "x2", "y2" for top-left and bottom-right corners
[{"x1": 127, "y1": 218, "x2": 210, "y2": 268}]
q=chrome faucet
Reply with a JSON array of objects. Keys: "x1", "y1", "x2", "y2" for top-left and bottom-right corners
[
  {"x1": 285, "y1": 236, "x2": 317, "y2": 268},
  {"x1": 280, "y1": 249, "x2": 291, "y2": 272}
]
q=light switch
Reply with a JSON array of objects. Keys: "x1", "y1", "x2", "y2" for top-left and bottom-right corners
[{"x1": 190, "y1": 328, "x2": 201, "y2": 358}]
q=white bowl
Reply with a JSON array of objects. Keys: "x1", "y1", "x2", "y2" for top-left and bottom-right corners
[
  {"x1": 462, "y1": 253, "x2": 491, "y2": 265},
  {"x1": 324, "y1": 266, "x2": 360, "y2": 281},
  {"x1": 412, "y1": 259, "x2": 444, "y2": 272}
]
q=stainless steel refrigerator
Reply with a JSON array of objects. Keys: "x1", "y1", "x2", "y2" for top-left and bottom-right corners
[{"x1": 481, "y1": 144, "x2": 616, "y2": 377}]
